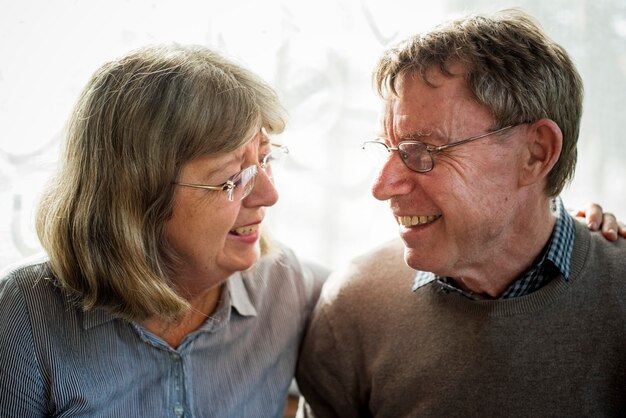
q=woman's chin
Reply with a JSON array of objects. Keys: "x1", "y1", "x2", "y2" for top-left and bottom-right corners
[{"x1": 223, "y1": 245, "x2": 261, "y2": 274}]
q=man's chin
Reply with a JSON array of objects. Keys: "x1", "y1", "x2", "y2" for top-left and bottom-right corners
[{"x1": 403, "y1": 246, "x2": 442, "y2": 273}]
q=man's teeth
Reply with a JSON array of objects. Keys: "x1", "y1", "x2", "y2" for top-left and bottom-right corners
[
  {"x1": 397, "y1": 215, "x2": 440, "y2": 226},
  {"x1": 231, "y1": 224, "x2": 259, "y2": 236}
]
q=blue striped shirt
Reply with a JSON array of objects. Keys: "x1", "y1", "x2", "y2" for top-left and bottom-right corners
[
  {"x1": 412, "y1": 197, "x2": 575, "y2": 299},
  {"x1": 0, "y1": 246, "x2": 324, "y2": 417}
]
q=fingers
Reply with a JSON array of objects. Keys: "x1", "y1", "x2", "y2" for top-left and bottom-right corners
[
  {"x1": 582, "y1": 202, "x2": 603, "y2": 231},
  {"x1": 619, "y1": 221, "x2": 626, "y2": 239},
  {"x1": 597, "y1": 212, "x2": 626, "y2": 241},
  {"x1": 600, "y1": 212, "x2": 619, "y2": 241},
  {"x1": 568, "y1": 202, "x2": 624, "y2": 241}
]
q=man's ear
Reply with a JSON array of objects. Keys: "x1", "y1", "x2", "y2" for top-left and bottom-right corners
[{"x1": 518, "y1": 119, "x2": 563, "y2": 188}]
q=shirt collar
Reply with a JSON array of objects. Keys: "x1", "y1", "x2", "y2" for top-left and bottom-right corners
[
  {"x1": 83, "y1": 272, "x2": 258, "y2": 330},
  {"x1": 228, "y1": 272, "x2": 258, "y2": 317},
  {"x1": 83, "y1": 307, "x2": 116, "y2": 330},
  {"x1": 542, "y1": 197, "x2": 574, "y2": 281},
  {"x1": 412, "y1": 272, "x2": 479, "y2": 300},
  {"x1": 412, "y1": 270, "x2": 437, "y2": 292},
  {"x1": 412, "y1": 197, "x2": 575, "y2": 298}
]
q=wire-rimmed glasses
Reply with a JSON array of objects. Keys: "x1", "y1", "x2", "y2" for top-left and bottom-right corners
[
  {"x1": 261, "y1": 143, "x2": 289, "y2": 176},
  {"x1": 362, "y1": 125, "x2": 516, "y2": 173},
  {"x1": 174, "y1": 165, "x2": 258, "y2": 201},
  {"x1": 173, "y1": 143, "x2": 289, "y2": 201}
]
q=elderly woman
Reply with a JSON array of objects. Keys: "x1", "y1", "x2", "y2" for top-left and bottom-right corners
[{"x1": 0, "y1": 45, "x2": 324, "y2": 417}]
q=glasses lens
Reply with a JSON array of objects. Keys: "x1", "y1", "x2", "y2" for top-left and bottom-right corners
[
  {"x1": 263, "y1": 146, "x2": 289, "y2": 169},
  {"x1": 230, "y1": 165, "x2": 258, "y2": 201},
  {"x1": 362, "y1": 141, "x2": 390, "y2": 167},
  {"x1": 261, "y1": 145, "x2": 289, "y2": 183},
  {"x1": 398, "y1": 142, "x2": 432, "y2": 172}
]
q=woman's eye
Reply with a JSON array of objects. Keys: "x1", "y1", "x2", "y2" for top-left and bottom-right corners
[
  {"x1": 258, "y1": 146, "x2": 271, "y2": 162},
  {"x1": 212, "y1": 171, "x2": 237, "y2": 186}
]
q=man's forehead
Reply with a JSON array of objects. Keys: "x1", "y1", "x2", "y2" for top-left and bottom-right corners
[
  {"x1": 377, "y1": 74, "x2": 484, "y2": 138},
  {"x1": 377, "y1": 96, "x2": 437, "y2": 138}
]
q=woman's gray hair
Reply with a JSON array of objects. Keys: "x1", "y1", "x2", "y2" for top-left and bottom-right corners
[
  {"x1": 36, "y1": 44, "x2": 286, "y2": 321},
  {"x1": 374, "y1": 9, "x2": 583, "y2": 196}
]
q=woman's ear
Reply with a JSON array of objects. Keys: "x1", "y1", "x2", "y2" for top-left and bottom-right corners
[{"x1": 518, "y1": 119, "x2": 563, "y2": 188}]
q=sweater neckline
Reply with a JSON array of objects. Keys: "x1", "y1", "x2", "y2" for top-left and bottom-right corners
[{"x1": 428, "y1": 220, "x2": 590, "y2": 317}]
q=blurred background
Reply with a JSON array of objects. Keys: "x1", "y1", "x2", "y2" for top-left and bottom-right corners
[{"x1": 1, "y1": 0, "x2": 625, "y2": 272}]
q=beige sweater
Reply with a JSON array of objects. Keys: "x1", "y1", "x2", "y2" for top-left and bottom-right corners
[{"x1": 297, "y1": 221, "x2": 626, "y2": 417}]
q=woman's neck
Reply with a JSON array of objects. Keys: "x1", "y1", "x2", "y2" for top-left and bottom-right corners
[{"x1": 141, "y1": 284, "x2": 222, "y2": 349}]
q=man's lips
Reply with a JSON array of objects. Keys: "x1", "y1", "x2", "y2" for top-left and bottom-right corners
[{"x1": 396, "y1": 214, "x2": 441, "y2": 226}]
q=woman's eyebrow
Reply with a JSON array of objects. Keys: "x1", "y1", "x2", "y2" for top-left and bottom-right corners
[
  {"x1": 197, "y1": 153, "x2": 239, "y2": 181},
  {"x1": 259, "y1": 128, "x2": 271, "y2": 145}
]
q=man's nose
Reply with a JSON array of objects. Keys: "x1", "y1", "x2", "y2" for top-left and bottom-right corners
[{"x1": 371, "y1": 152, "x2": 414, "y2": 201}]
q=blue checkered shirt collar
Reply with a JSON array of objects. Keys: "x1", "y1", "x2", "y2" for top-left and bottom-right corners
[{"x1": 412, "y1": 197, "x2": 575, "y2": 300}]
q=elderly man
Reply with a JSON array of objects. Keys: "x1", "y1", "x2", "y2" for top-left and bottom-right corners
[{"x1": 297, "y1": 9, "x2": 626, "y2": 417}]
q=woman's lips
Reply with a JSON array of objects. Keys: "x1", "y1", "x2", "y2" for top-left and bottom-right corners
[{"x1": 230, "y1": 223, "x2": 259, "y2": 236}]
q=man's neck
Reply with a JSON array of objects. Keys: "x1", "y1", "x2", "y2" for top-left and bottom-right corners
[{"x1": 450, "y1": 198, "x2": 557, "y2": 298}]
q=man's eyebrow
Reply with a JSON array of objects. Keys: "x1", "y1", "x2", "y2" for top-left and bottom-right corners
[
  {"x1": 401, "y1": 129, "x2": 433, "y2": 140},
  {"x1": 373, "y1": 130, "x2": 432, "y2": 144}
]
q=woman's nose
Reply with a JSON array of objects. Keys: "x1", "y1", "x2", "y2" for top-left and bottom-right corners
[{"x1": 244, "y1": 166, "x2": 279, "y2": 207}]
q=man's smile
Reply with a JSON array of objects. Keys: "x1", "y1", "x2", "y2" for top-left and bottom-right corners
[{"x1": 396, "y1": 214, "x2": 441, "y2": 226}]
